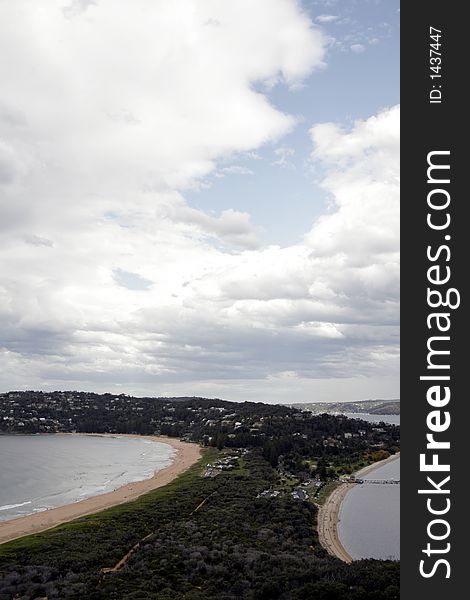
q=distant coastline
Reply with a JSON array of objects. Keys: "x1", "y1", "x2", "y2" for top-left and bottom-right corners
[
  {"x1": 317, "y1": 452, "x2": 400, "y2": 562},
  {"x1": 290, "y1": 399, "x2": 400, "y2": 416},
  {"x1": 0, "y1": 434, "x2": 201, "y2": 545}
]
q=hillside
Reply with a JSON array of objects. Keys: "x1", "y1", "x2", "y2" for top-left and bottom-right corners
[
  {"x1": 289, "y1": 400, "x2": 400, "y2": 416},
  {"x1": 0, "y1": 391, "x2": 400, "y2": 599}
]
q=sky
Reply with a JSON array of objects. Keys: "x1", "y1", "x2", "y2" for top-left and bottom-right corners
[{"x1": 0, "y1": 0, "x2": 400, "y2": 404}]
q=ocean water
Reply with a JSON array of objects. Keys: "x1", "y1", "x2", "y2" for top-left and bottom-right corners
[
  {"x1": 0, "y1": 434, "x2": 175, "y2": 522},
  {"x1": 338, "y1": 413, "x2": 400, "y2": 560}
]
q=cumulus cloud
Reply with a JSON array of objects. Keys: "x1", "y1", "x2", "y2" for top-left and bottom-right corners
[
  {"x1": 62, "y1": 0, "x2": 98, "y2": 19},
  {"x1": 0, "y1": 1, "x2": 398, "y2": 403},
  {"x1": 272, "y1": 146, "x2": 295, "y2": 168},
  {"x1": 350, "y1": 43, "x2": 366, "y2": 53},
  {"x1": 307, "y1": 105, "x2": 399, "y2": 261},
  {"x1": 1, "y1": 0, "x2": 325, "y2": 196},
  {"x1": 0, "y1": 141, "x2": 24, "y2": 185},
  {"x1": 219, "y1": 166, "x2": 254, "y2": 176},
  {"x1": 23, "y1": 235, "x2": 54, "y2": 248},
  {"x1": 316, "y1": 15, "x2": 339, "y2": 23}
]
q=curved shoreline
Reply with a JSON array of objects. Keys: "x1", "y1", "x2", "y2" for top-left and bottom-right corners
[
  {"x1": 0, "y1": 434, "x2": 201, "y2": 546},
  {"x1": 317, "y1": 452, "x2": 400, "y2": 563}
]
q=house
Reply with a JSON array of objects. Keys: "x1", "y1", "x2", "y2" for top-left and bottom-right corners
[{"x1": 291, "y1": 488, "x2": 309, "y2": 501}]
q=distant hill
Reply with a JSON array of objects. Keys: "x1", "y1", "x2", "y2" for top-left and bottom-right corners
[{"x1": 289, "y1": 399, "x2": 400, "y2": 415}]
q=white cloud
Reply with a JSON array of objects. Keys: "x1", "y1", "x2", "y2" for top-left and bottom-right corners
[
  {"x1": 350, "y1": 43, "x2": 366, "y2": 53},
  {"x1": 316, "y1": 15, "x2": 339, "y2": 23},
  {"x1": 23, "y1": 234, "x2": 54, "y2": 248},
  {"x1": 0, "y1": 0, "x2": 325, "y2": 195},
  {"x1": 167, "y1": 202, "x2": 262, "y2": 249},
  {"x1": 219, "y1": 165, "x2": 254, "y2": 176},
  {"x1": 0, "y1": 1, "x2": 398, "y2": 403},
  {"x1": 272, "y1": 146, "x2": 295, "y2": 168},
  {"x1": 307, "y1": 105, "x2": 399, "y2": 261},
  {"x1": 62, "y1": 0, "x2": 98, "y2": 19}
]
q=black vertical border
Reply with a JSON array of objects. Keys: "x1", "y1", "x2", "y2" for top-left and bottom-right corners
[{"x1": 401, "y1": 2, "x2": 466, "y2": 598}]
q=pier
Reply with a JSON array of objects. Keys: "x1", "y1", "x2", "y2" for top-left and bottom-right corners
[{"x1": 355, "y1": 478, "x2": 400, "y2": 485}]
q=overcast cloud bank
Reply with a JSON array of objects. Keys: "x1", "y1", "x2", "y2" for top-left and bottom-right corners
[{"x1": 0, "y1": 1, "x2": 398, "y2": 402}]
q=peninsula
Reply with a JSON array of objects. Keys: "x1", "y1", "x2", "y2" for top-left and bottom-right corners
[
  {"x1": 317, "y1": 452, "x2": 401, "y2": 562},
  {"x1": 0, "y1": 391, "x2": 400, "y2": 599}
]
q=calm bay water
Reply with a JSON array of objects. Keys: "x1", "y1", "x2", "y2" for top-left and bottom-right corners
[
  {"x1": 338, "y1": 413, "x2": 400, "y2": 560},
  {"x1": 0, "y1": 434, "x2": 175, "y2": 522},
  {"x1": 342, "y1": 412, "x2": 400, "y2": 426}
]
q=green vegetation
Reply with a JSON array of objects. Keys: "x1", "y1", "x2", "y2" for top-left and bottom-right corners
[
  {"x1": 0, "y1": 392, "x2": 400, "y2": 598},
  {"x1": 0, "y1": 450, "x2": 398, "y2": 600},
  {"x1": 315, "y1": 481, "x2": 342, "y2": 506},
  {"x1": 0, "y1": 449, "x2": 217, "y2": 562}
]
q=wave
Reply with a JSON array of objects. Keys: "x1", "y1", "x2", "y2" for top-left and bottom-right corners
[
  {"x1": 0, "y1": 501, "x2": 32, "y2": 512},
  {"x1": 0, "y1": 436, "x2": 177, "y2": 522}
]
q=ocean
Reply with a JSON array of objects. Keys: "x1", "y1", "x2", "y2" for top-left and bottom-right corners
[{"x1": 0, "y1": 434, "x2": 175, "y2": 522}]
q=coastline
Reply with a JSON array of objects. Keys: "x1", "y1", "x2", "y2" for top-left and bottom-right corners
[
  {"x1": 317, "y1": 452, "x2": 400, "y2": 563},
  {"x1": 0, "y1": 434, "x2": 202, "y2": 546}
]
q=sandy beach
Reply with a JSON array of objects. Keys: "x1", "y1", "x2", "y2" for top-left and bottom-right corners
[
  {"x1": 317, "y1": 452, "x2": 400, "y2": 563},
  {"x1": 0, "y1": 434, "x2": 201, "y2": 546}
]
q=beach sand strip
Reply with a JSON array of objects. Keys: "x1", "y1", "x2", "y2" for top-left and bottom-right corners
[
  {"x1": 0, "y1": 435, "x2": 201, "y2": 546},
  {"x1": 317, "y1": 452, "x2": 400, "y2": 563}
]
